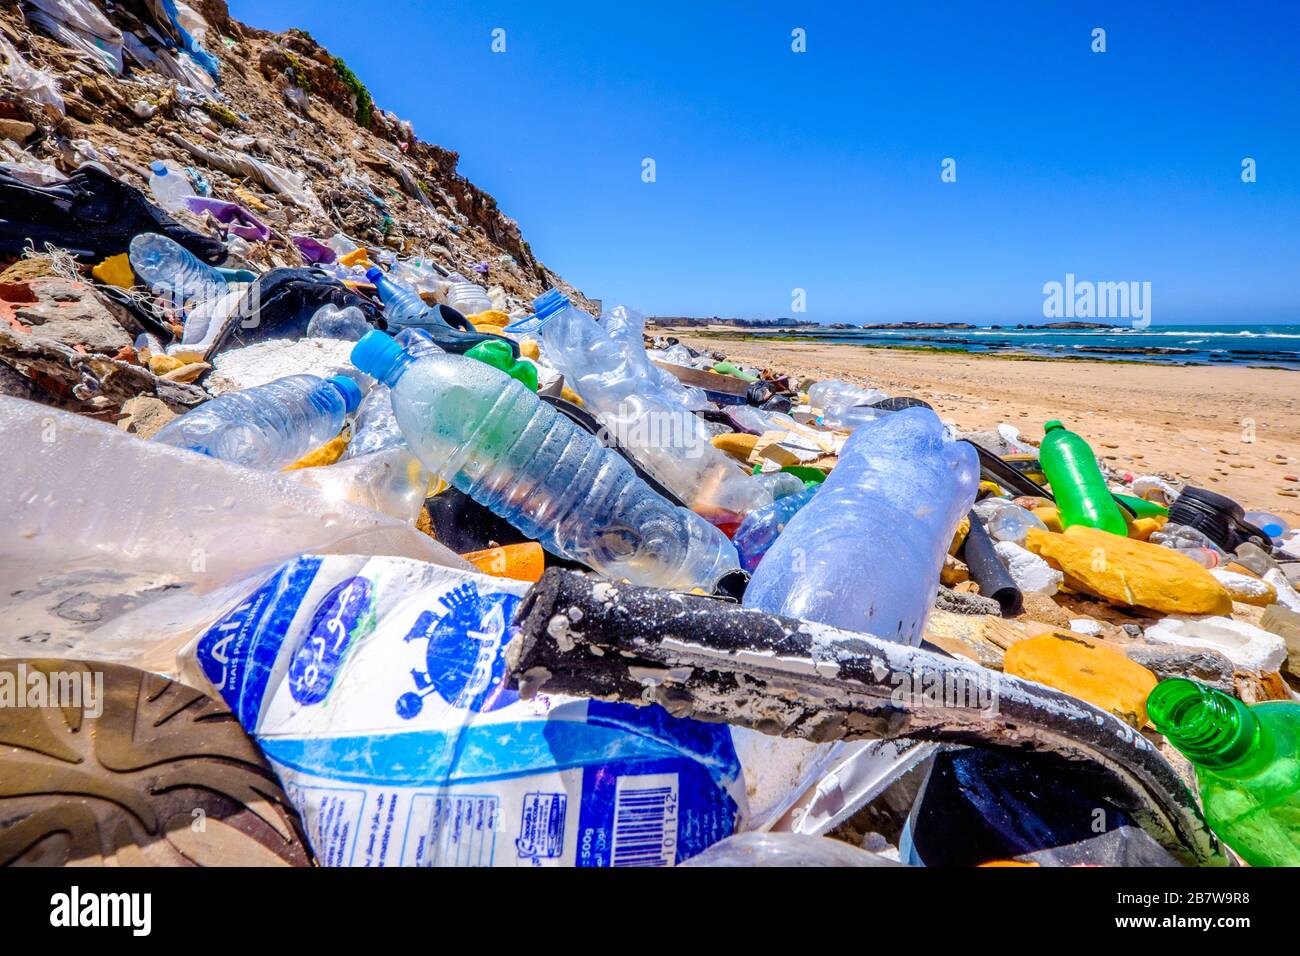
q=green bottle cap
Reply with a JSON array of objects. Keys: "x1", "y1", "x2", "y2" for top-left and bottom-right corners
[
  {"x1": 1044, "y1": 420, "x2": 1064, "y2": 432},
  {"x1": 465, "y1": 339, "x2": 538, "y2": 392}
]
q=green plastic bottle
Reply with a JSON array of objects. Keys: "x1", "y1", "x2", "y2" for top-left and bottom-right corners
[
  {"x1": 1148, "y1": 678, "x2": 1300, "y2": 867},
  {"x1": 1039, "y1": 420, "x2": 1128, "y2": 535}
]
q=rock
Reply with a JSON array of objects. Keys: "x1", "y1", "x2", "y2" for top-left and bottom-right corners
[
  {"x1": 1262, "y1": 568, "x2": 1300, "y2": 611},
  {"x1": 923, "y1": 610, "x2": 1007, "y2": 669},
  {"x1": 1259, "y1": 605, "x2": 1300, "y2": 678},
  {"x1": 934, "y1": 586, "x2": 1001, "y2": 616},
  {"x1": 994, "y1": 540, "x2": 1063, "y2": 595},
  {"x1": 3, "y1": 277, "x2": 131, "y2": 354},
  {"x1": 0, "y1": 118, "x2": 36, "y2": 141},
  {"x1": 116, "y1": 396, "x2": 176, "y2": 439},
  {"x1": 1024, "y1": 526, "x2": 1233, "y2": 616},
  {"x1": 1003, "y1": 632, "x2": 1158, "y2": 728},
  {"x1": 1069, "y1": 618, "x2": 1106, "y2": 637},
  {"x1": 1209, "y1": 569, "x2": 1277, "y2": 607},
  {"x1": 940, "y1": 553, "x2": 970, "y2": 586},
  {"x1": 1282, "y1": 562, "x2": 1300, "y2": 589},
  {"x1": 1232, "y1": 542, "x2": 1281, "y2": 577},
  {"x1": 1016, "y1": 591, "x2": 1072, "y2": 627},
  {"x1": 1142, "y1": 616, "x2": 1287, "y2": 674},
  {"x1": 1123, "y1": 644, "x2": 1236, "y2": 692}
]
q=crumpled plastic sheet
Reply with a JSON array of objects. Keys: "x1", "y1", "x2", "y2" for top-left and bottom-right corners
[
  {"x1": 0, "y1": 395, "x2": 469, "y2": 671},
  {"x1": 22, "y1": 0, "x2": 123, "y2": 75}
]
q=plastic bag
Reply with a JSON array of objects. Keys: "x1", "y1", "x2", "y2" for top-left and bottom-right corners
[
  {"x1": 0, "y1": 33, "x2": 65, "y2": 116},
  {"x1": 181, "y1": 554, "x2": 747, "y2": 866}
]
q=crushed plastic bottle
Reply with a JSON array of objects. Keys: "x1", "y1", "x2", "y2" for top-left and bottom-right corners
[
  {"x1": 153, "y1": 374, "x2": 363, "y2": 470},
  {"x1": 510, "y1": 289, "x2": 771, "y2": 517},
  {"x1": 808, "y1": 379, "x2": 885, "y2": 409},
  {"x1": 744, "y1": 407, "x2": 980, "y2": 644},
  {"x1": 1148, "y1": 678, "x2": 1300, "y2": 867},
  {"x1": 129, "y1": 232, "x2": 228, "y2": 311},
  {"x1": 350, "y1": 330, "x2": 741, "y2": 591},
  {"x1": 973, "y1": 497, "x2": 1048, "y2": 545},
  {"x1": 599, "y1": 304, "x2": 706, "y2": 410},
  {"x1": 306, "y1": 303, "x2": 372, "y2": 341}
]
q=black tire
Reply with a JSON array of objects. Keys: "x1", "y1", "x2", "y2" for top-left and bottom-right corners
[{"x1": 0, "y1": 659, "x2": 313, "y2": 867}]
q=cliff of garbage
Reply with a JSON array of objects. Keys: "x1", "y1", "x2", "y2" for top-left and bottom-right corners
[{"x1": 0, "y1": 0, "x2": 591, "y2": 309}]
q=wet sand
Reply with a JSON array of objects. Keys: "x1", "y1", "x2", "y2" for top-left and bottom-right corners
[{"x1": 668, "y1": 332, "x2": 1300, "y2": 526}]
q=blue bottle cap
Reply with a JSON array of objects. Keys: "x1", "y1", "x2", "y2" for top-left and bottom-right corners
[
  {"x1": 365, "y1": 266, "x2": 385, "y2": 285},
  {"x1": 326, "y1": 374, "x2": 364, "y2": 413},
  {"x1": 504, "y1": 288, "x2": 573, "y2": 334},
  {"x1": 351, "y1": 330, "x2": 406, "y2": 385},
  {"x1": 150, "y1": 161, "x2": 168, "y2": 176}
]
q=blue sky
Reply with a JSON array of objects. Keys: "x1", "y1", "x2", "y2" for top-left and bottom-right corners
[{"x1": 230, "y1": 1, "x2": 1300, "y2": 325}]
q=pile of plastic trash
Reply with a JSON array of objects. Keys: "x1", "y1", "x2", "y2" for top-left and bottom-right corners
[{"x1": 2, "y1": 2, "x2": 1299, "y2": 870}]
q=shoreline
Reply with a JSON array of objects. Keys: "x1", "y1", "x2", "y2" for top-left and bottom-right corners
[
  {"x1": 665, "y1": 331, "x2": 1300, "y2": 526},
  {"x1": 663, "y1": 328, "x2": 1300, "y2": 372}
]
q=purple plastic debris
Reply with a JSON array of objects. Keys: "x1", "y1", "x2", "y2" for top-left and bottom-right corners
[
  {"x1": 291, "y1": 235, "x2": 337, "y2": 265},
  {"x1": 183, "y1": 196, "x2": 271, "y2": 242}
]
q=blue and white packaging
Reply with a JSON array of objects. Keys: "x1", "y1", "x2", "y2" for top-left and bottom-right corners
[{"x1": 186, "y1": 555, "x2": 745, "y2": 866}]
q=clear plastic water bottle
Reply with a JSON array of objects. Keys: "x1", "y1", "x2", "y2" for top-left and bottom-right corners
[
  {"x1": 733, "y1": 484, "x2": 819, "y2": 572},
  {"x1": 129, "y1": 232, "x2": 227, "y2": 312},
  {"x1": 147, "y1": 160, "x2": 195, "y2": 213},
  {"x1": 444, "y1": 276, "x2": 493, "y2": 316},
  {"x1": 744, "y1": 407, "x2": 980, "y2": 644},
  {"x1": 350, "y1": 330, "x2": 741, "y2": 591},
  {"x1": 508, "y1": 289, "x2": 772, "y2": 518},
  {"x1": 340, "y1": 383, "x2": 404, "y2": 460},
  {"x1": 153, "y1": 374, "x2": 363, "y2": 470},
  {"x1": 367, "y1": 266, "x2": 447, "y2": 329},
  {"x1": 307, "y1": 304, "x2": 372, "y2": 341}
]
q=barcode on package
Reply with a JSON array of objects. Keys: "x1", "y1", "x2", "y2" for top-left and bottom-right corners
[{"x1": 610, "y1": 773, "x2": 679, "y2": 867}]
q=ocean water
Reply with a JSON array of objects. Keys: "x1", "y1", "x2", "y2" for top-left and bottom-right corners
[{"x1": 750, "y1": 324, "x2": 1300, "y2": 368}]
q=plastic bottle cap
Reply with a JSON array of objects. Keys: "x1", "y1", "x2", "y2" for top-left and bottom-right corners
[
  {"x1": 1044, "y1": 420, "x2": 1064, "y2": 432},
  {"x1": 326, "y1": 374, "x2": 364, "y2": 413},
  {"x1": 504, "y1": 288, "x2": 572, "y2": 334},
  {"x1": 150, "y1": 161, "x2": 168, "y2": 176},
  {"x1": 365, "y1": 266, "x2": 385, "y2": 285},
  {"x1": 351, "y1": 330, "x2": 406, "y2": 385}
]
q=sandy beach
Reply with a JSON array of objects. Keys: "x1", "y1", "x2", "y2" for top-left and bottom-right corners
[{"x1": 668, "y1": 331, "x2": 1300, "y2": 526}]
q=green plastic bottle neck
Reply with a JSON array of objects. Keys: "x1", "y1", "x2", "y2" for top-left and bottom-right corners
[
  {"x1": 1044, "y1": 420, "x2": 1064, "y2": 433},
  {"x1": 1148, "y1": 679, "x2": 1266, "y2": 774}
]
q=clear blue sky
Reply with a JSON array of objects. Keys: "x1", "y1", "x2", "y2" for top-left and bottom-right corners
[{"x1": 230, "y1": 1, "x2": 1300, "y2": 325}]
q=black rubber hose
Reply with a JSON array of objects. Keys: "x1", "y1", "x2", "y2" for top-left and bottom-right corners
[
  {"x1": 505, "y1": 569, "x2": 1225, "y2": 867},
  {"x1": 961, "y1": 511, "x2": 1023, "y2": 616}
]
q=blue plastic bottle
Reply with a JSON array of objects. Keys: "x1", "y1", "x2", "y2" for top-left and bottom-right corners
[
  {"x1": 733, "y1": 485, "x2": 819, "y2": 572},
  {"x1": 350, "y1": 330, "x2": 740, "y2": 591},
  {"x1": 153, "y1": 374, "x2": 363, "y2": 470}
]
